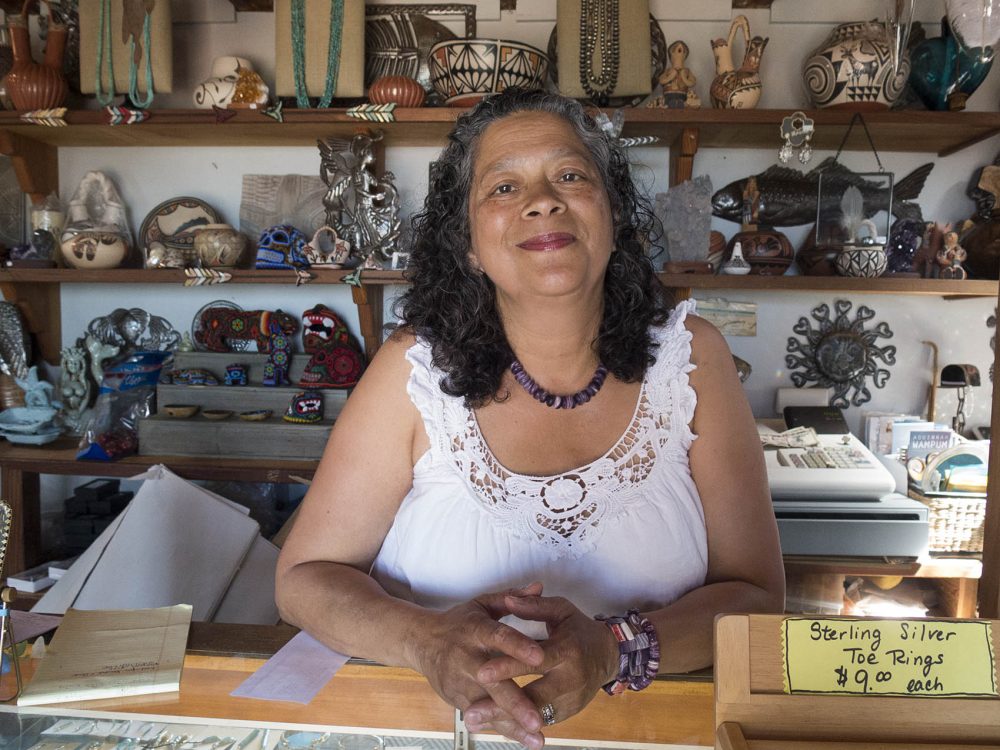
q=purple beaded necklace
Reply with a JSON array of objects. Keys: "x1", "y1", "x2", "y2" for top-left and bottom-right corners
[{"x1": 510, "y1": 359, "x2": 609, "y2": 409}]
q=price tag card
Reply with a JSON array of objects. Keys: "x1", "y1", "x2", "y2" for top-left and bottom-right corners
[{"x1": 784, "y1": 617, "x2": 998, "y2": 697}]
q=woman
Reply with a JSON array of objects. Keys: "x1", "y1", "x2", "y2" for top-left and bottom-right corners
[{"x1": 276, "y1": 89, "x2": 784, "y2": 748}]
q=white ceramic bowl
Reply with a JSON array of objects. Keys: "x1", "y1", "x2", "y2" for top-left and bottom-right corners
[{"x1": 428, "y1": 38, "x2": 549, "y2": 107}]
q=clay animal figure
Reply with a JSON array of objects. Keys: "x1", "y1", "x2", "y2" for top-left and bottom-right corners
[
  {"x1": 195, "y1": 307, "x2": 299, "y2": 353},
  {"x1": 712, "y1": 157, "x2": 933, "y2": 227}
]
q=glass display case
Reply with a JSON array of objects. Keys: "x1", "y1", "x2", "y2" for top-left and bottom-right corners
[{"x1": 0, "y1": 708, "x2": 641, "y2": 750}]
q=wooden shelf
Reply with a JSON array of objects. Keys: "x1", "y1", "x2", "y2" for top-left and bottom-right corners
[
  {"x1": 783, "y1": 554, "x2": 983, "y2": 580},
  {"x1": 2, "y1": 267, "x2": 995, "y2": 297},
  {"x1": 0, "y1": 267, "x2": 407, "y2": 285},
  {"x1": 0, "y1": 438, "x2": 318, "y2": 483},
  {"x1": 0, "y1": 108, "x2": 997, "y2": 156}
]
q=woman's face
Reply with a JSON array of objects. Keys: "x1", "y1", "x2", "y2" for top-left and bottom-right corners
[{"x1": 467, "y1": 111, "x2": 614, "y2": 305}]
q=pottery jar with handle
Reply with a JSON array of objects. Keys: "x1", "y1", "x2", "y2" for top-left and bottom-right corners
[{"x1": 3, "y1": 0, "x2": 68, "y2": 111}]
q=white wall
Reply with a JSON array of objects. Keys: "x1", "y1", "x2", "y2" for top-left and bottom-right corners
[{"x1": 34, "y1": 1, "x2": 1000, "y2": 515}]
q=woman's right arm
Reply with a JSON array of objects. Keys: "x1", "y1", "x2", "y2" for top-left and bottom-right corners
[{"x1": 275, "y1": 334, "x2": 546, "y2": 745}]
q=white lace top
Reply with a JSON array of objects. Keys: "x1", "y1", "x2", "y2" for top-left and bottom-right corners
[{"x1": 371, "y1": 300, "x2": 707, "y2": 638}]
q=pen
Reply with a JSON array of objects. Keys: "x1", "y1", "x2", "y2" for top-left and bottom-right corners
[{"x1": 237, "y1": 730, "x2": 260, "y2": 750}]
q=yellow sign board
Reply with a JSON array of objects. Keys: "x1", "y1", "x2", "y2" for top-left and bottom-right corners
[{"x1": 784, "y1": 618, "x2": 997, "y2": 697}]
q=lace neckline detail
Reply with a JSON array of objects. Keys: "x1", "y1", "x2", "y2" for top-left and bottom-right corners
[{"x1": 467, "y1": 380, "x2": 646, "y2": 480}]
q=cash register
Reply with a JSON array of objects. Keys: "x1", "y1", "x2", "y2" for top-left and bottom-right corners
[{"x1": 760, "y1": 408, "x2": 929, "y2": 558}]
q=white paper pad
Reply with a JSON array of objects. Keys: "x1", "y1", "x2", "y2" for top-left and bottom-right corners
[{"x1": 230, "y1": 631, "x2": 349, "y2": 704}]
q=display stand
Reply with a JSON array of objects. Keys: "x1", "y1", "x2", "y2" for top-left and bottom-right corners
[{"x1": 715, "y1": 613, "x2": 1000, "y2": 749}]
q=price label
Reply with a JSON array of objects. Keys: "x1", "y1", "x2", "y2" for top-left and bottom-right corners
[{"x1": 783, "y1": 618, "x2": 997, "y2": 697}]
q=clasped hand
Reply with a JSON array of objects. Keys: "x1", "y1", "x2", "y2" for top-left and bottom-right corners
[{"x1": 409, "y1": 585, "x2": 617, "y2": 749}]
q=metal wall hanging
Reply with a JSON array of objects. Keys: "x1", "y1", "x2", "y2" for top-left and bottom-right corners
[
  {"x1": 786, "y1": 300, "x2": 896, "y2": 408},
  {"x1": 319, "y1": 132, "x2": 401, "y2": 269}
]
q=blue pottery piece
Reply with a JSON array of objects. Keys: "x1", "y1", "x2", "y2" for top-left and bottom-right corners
[{"x1": 909, "y1": 19, "x2": 993, "y2": 111}]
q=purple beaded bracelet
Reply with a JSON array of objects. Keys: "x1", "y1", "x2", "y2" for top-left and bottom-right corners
[{"x1": 595, "y1": 609, "x2": 660, "y2": 695}]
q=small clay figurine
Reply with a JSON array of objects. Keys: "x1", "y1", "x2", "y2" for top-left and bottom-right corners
[
  {"x1": 59, "y1": 346, "x2": 92, "y2": 434},
  {"x1": 937, "y1": 230, "x2": 968, "y2": 279},
  {"x1": 647, "y1": 40, "x2": 700, "y2": 109}
]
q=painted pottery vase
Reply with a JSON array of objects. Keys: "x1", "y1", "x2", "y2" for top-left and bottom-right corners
[
  {"x1": 834, "y1": 244, "x2": 888, "y2": 278},
  {"x1": 3, "y1": 3, "x2": 68, "y2": 111},
  {"x1": 368, "y1": 75, "x2": 426, "y2": 107},
  {"x1": 710, "y1": 15, "x2": 767, "y2": 109},
  {"x1": 720, "y1": 240, "x2": 751, "y2": 275},
  {"x1": 194, "y1": 56, "x2": 268, "y2": 109},
  {"x1": 193, "y1": 224, "x2": 248, "y2": 268},
  {"x1": 727, "y1": 227, "x2": 793, "y2": 275},
  {"x1": 429, "y1": 38, "x2": 549, "y2": 107},
  {"x1": 909, "y1": 18, "x2": 993, "y2": 111},
  {"x1": 706, "y1": 230, "x2": 727, "y2": 272},
  {"x1": 60, "y1": 229, "x2": 129, "y2": 270},
  {"x1": 803, "y1": 21, "x2": 909, "y2": 109}
]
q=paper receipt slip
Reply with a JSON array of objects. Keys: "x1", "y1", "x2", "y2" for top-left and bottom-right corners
[{"x1": 18, "y1": 604, "x2": 192, "y2": 706}]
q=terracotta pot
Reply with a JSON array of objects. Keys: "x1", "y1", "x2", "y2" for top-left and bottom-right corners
[
  {"x1": 727, "y1": 227, "x2": 793, "y2": 275},
  {"x1": 368, "y1": 76, "x2": 426, "y2": 107},
  {"x1": 3, "y1": 1, "x2": 68, "y2": 111}
]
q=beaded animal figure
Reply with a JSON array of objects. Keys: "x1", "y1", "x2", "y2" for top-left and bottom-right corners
[
  {"x1": 195, "y1": 307, "x2": 299, "y2": 352},
  {"x1": 298, "y1": 304, "x2": 365, "y2": 389},
  {"x1": 262, "y1": 333, "x2": 293, "y2": 387},
  {"x1": 283, "y1": 390, "x2": 323, "y2": 423}
]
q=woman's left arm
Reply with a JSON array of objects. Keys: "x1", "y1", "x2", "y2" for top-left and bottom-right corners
[{"x1": 464, "y1": 315, "x2": 784, "y2": 732}]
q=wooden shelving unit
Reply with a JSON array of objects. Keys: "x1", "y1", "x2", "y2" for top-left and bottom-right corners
[{"x1": 0, "y1": 107, "x2": 997, "y2": 618}]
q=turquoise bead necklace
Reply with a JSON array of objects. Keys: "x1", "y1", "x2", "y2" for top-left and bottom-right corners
[
  {"x1": 291, "y1": 0, "x2": 344, "y2": 108},
  {"x1": 95, "y1": 0, "x2": 155, "y2": 108}
]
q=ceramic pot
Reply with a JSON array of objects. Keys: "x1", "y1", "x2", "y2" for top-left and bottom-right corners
[
  {"x1": 3, "y1": 2, "x2": 68, "y2": 111},
  {"x1": 834, "y1": 245, "x2": 888, "y2": 278},
  {"x1": 429, "y1": 38, "x2": 549, "y2": 107},
  {"x1": 193, "y1": 224, "x2": 248, "y2": 268},
  {"x1": 60, "y1": 229, "x2": 129, "y2": 270},
  {"x1": 727, "y1": 227, "x2": 793, "y2": 275},
  {"x1": 720, "y1": 240, "x2": 751, "y2": 275},
  {"x1": 368, "y1": 75, "x2": 426, "y2": 107},
  {"x1": 194, "y1": 56, "x2": 268, "y2": 109},
  {"x1": 803, "y1": 21, "x2": 908, "y2": 110},
  {"x1": 710, "y1": 15, "x2": 767, "y2": 109},
  {"x1": 909, "y1": 18, "x2": 993, "y2": 111}
]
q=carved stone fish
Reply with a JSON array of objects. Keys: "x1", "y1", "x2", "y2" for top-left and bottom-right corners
[{"x1": 711, "y1": 156, "x2": 933, "y2": 227}]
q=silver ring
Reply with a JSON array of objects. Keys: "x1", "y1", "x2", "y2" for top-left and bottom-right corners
[{"x1": 540, "y1": 703, "x2": 556, "y2": 726}]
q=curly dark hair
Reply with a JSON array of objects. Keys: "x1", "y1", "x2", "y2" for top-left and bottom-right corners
[{"x1": 397, "y1": 88, "x2": 673, "y2": 407}]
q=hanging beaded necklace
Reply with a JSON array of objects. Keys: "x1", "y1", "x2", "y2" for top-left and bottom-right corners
[
  {"x1": 578, "y1": 0, "x2": 620, "y2": 101},
  {"x1": 510, "y1": 359, "x2": 609, "y2": 410},
  {"x1": 95, "y1": 0, "x2": 155, "y2": 108},
  {"x1": 291, "y1": 0, "x2": 344, "y2": 109}
]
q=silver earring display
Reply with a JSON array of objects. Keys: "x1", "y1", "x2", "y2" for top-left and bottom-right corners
[{"x1": 779, "y1": 111, "x2": 815, "y2": 165}]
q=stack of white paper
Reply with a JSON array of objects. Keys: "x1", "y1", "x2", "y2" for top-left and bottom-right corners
[{"x1": 33, "y1": 465, "x2": 280, "y2": 625}]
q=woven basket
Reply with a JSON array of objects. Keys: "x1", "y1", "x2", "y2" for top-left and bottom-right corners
[{"x1": 910, "y1": 490, "x2": 986, "y2": 554}]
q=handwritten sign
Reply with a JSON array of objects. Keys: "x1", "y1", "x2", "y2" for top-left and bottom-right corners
[{"x1": 783, "y1": 618, "x2": 997, "y2": 697}]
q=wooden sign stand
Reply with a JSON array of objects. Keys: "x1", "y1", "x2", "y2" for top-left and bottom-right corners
[{"x1": 715, "y1": 614, "x2": 1000, "y2": 749}]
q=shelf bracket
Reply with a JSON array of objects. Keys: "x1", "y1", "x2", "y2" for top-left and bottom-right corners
[
  {"x1": 0, "y1": 129, "x2": 57, "y2": 204},
  {"x1": 669, "y1": 127, "x2": 700, "y2": 187},
  {"x1": 352, "y1": 283, "x2": 384, "y2": 361},
  {"x1": 0, "y1": 282, "x2": 61, "y2": 365}
]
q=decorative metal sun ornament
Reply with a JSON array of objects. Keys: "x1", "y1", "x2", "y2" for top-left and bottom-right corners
[{"x1": 786, "y1": 300, "x2": 896, "y2": 408}]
